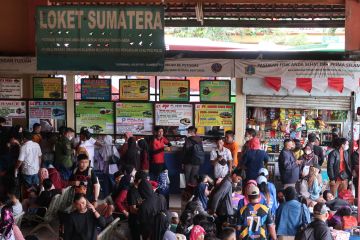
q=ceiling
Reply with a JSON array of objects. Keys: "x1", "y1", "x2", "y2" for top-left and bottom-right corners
[{"x1": 49, "y1": 1, "x2": 345, "y2": 28}]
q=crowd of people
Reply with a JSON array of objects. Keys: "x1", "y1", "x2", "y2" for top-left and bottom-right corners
[{"x1": 0, "y1": 115, "x2": 358, "y2": 240}]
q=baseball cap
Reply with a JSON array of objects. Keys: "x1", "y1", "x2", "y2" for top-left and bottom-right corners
[
  {"x1": 258, "y1": 168, "x2": 269, "y2": 176},
  {"x1": 256, "y1": 175, "x2": 267, "y2": 185},
  {"x1": 247, "y1": 185, "x2": 260, "y2": 196},
  {"x1": 171, "y1": 212, "x2": 179, "y2": 219},
  {"x1": 313, "y1": 202, "x2": 330, "y2": 215}
]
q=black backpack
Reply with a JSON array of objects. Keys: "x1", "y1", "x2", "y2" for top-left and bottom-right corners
[
  {"x1": 190, "y1": 139, "x2": 205, "y2": 165},
  {"x1": 295, "y1": 224, "x2": 315, "y2": 240}
]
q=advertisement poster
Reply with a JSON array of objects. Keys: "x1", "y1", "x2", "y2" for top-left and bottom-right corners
[
  {"x1": 33, "y1": 77, "x2": 63, "y2": 99},
  {"x1": 81, "y1": 78, "x2": 111, "y2": 100},
  {"x1": 119, "y1": 79, "x2": 149, "y2": 101},
  {"x1": 159, "y1": 80, "x2": 189, "y2": 102},
  {"x1": 75, "y1": 101, "x2": 114, "y2": 134},
  {"x1": 116, "y1": 102, "x2": 153, "y2": 135},
  {"x1": 155, "y1": 103, "x2": 193, "y2": 135},
  {"x1": 0, "y1": 78, "x2": 23, "y2": 99},
  {"x1": 195, "y1": 104, "x2": 234, "y2": 136},
  {"x1": 28, "y1": 101, "x2": 66, "y2": 132},
  {"x1": 36, "y1": 6, "x2": 165, "y2": 72},
  {"x1": 200, "y1": 80, "x2": 230, "y2": 102},
  {"x1": 0, "y1": 101, "x2": 26, "y2": 127}
]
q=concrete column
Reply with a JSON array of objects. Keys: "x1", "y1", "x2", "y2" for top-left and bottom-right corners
[
  {"x1": 235, "y1": 78, "x2": 246, "y2": 146},
  {"x1": 66, "y1": 74, "x2": 75, "y2": 129},
  {"x1": 345, "y1": 0, "x2": 360, "y2": 51}
]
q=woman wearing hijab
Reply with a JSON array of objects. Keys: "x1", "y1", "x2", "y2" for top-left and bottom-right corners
[
  {"x1": 138, "y1": 180, "x2": 167, "y2": 239},
  {"x1": 98, "y1": 135, "x2": 120, "y2": 174},
  {"x1": 0, "y1": 205, "x2": 26, "y2": 240},
  {"x1": 152, "y1": 211, "x2": 176, "y2": 240},
  {"x1": 189, "y1": 225, "x2": 206, "y2": 240},
  {"x1": 138, "y1": 139, "x2": 150, "y2": 173},
  {"x1": 122, "y1": 137, "x2": 140, "y2": 170},
  {"x1": 299, "y1": 144, "x2": 319, "y2": 172},
  {"x1": 193, "y1": 175, "x2": 211, "y2": 212}
]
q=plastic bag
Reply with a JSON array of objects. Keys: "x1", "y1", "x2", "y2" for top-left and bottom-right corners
[{"x1": 180, "y1": 173, "x2": 186, "y2": 189}]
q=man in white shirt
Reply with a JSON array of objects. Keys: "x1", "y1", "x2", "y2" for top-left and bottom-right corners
[
  {"x1": 210, "y1": 137, "x2": 233, "y2": 179},
  {"x1": 77, "y1": 128, "x2": 102, "y2": 168},
  {"x1": 15, "y1": 131, "x2": 42, "y2": 187}
]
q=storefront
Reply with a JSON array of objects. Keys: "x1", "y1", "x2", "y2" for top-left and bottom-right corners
[{"x1": 236, "y1": 60, "x2": 359, "y2": 181}]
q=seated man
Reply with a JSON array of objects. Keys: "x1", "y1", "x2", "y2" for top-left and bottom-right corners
[
  {"x1": 323, "y1": 190, "x2": 350, "y2": 211},
  {"x1": 63, "y1": 193, "x2": 106, "y2": 240},
  {"x1": 36, "y1": 178, "x2": 62, "y2": 208},
  {"x1": 69, "y1": 154, "x2": 100, "y2": 205}
]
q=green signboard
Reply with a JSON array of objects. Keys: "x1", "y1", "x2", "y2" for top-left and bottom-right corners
[
  {"x1": 200, "y1": 80, "x2": 231, "y2": 102},
  {"x1": 36, "y1": 6, "x2": 165, "y2": 71},
  {"x1": 116, "y1": 102, "x2": 153, "y2": 135},
  {"x1": 75, "y1": 101, "x2": 114, "y2": 134},
  {"x1": 33, "y1": 77, "x2": 63, "y2": 99},
  {"x1": 159, "y1": 80, "x2": 190, "y2": 102}
]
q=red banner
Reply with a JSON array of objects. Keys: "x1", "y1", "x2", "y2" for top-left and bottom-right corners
[
  {"x1": 328, "y1": 77, "x2": 344, "y2": 93},
  {"x1": 296, "y1": 78, "x2": 312, "y2": 93},
  {"x1": 264, "y1": 77, "x2": 281, "y2": 92}
]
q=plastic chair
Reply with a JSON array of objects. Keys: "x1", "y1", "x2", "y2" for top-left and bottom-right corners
[{"x1": 14, "y1": 211, "x2": 25, "y2": 227}]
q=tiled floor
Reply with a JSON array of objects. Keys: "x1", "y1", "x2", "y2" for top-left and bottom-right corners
[{"x1": 20, "y1": 194, "x2": 182, "y2": 240}]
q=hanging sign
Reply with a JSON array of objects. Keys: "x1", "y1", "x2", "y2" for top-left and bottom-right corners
[
  {"x1": 0, "y1": 101, "x2": 26, "y2": 127},
  {"x1": 195, "y1": 104, "x2": 235, "y2": 136},
  {"x1": 28, "y1": 100, "x2": 66, "y2": 132},
  {"x1": 116, "y1": 102, "x2": 153, "y2": 135},
  {"x1": 155, "y1": 103, "x2": 193, "y2": 135},
  {"x1": 81, "y1": 78, "x2": 111, "y2": 100},
  {"x1": 33, "y1": 77, "x2": 63, "y2": 99},
  {"x1": 159, "y1": 80, "x2": 190, "y2": 102},
  {"x1": 75, "y1": 101, "x2": 114, "y2": 134},
  {"x1": 119, "y1": 79, "x2": 149, "y2": 101},
  {"x1": 199, "y1": 80, "x2": 230, "y2": 102},
  {"x1": 36, "y1": 6, "x2": 165, "y2": 72},
  {"x1": 0, "y1": 78, "x2": 23, "y2": 99}
]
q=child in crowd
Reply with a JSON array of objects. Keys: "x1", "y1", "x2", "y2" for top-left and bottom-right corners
[
  {"x1": 170, "y1": 212, "x2": 179, "y2": 233},
  {"x1": 157, "y1": 167, "x2": 170, "y2": 207},
  {"x1": 231, "y1": 183, "x2": 244, "y2": 210}
]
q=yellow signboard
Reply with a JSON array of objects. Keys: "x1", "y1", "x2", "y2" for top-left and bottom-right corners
[
  {"x1": 119, "y1": 79, "x2": 149, "y2": 101},
  {"x1": 33, "y1": 77, "x2": 63, "y2": 99},
  {"x1": 159, "y1": 80, "x2": 189, "y2": 102}
]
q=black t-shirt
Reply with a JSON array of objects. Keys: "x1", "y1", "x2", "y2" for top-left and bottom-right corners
[
  {"x1": 36, "y1": 189, "x2": 62, "y2": 208},
  {"x1": 127, "y1": 186, "x2": 142, "y2": 207},
  {"x1": 70, "y1": 168, "x2": 98, "y2": 202}
]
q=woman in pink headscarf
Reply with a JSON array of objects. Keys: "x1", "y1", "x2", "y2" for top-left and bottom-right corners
[{"x1": 190, "y1": 225, "x2": 206, "y2": 240}]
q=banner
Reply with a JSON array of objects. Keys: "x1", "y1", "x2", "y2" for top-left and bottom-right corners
[
  {"x1": 0, "y1": 78, "x2": 22, "y2": 99},
  {"x1": 28, "y1": 101, "x2": 66, "y2": 132},
  {"x1": 75, "y1": 101, "x2": 114, "y2": 134},
  {"x1": 81, "y1": 78, "x2": 111, "y2": 100},
  {"x1": 119, "y1": 79, "x2": 149, "y2": 101},
  {"x1": 199, "y1": 80, "x2": 230, "y2": 102},
  {"x1": 36, "y1": 6, "x2": 165, "y2": 71},
  {"x1": 195, "y1": 104, "x2": 234, "y2": 136},
  {"x1": 155, "y1": 103, "x2": 193, "y2": 135},
  {"x1": 0, "y1": 101, "x2": 26, "y2": 127},
  {"x1": 33, "y1": 77, "x2": 63, "y2": 99},
  {"x1": 236, "y1": 60, "x2": 360, "y2": 94},
  {"x1": 116, "y1": 102, "x2": 153, "y2": 135},
  {"x1": 0, "y1": 57, "x2": 234, "y2": 77},
  {"x1": 159, "y1": 80, "x2": 189, "y2": 102}
]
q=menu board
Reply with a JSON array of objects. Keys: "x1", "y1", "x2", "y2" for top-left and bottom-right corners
[
  {"x1": 28, "y1": 101, "x2": 66, "y2": 132},
  {"x1": 81, "y1": 78, "x2": 111, "y2": 100},
  {"x1": 0, "y1": 101, "x2": 26, "y2": 127},
  {"x1": 0, "y1": 78, "x2": 23, "y2": 99},
  {"x1": 75, "y1": 101, "x2": 114, "y2": 134},
  {"x1": 119, "y1": 79, "x2": 149, "y2": 101},
  {"x1": 116, "y1": 102, "x2": 153, "y2": 135},
  {"x1": 200, "y1": 80, "x2": 230, "y2": 102},
  {"x1": 33, "y1": 77, "x2": 63, "y2": 99},
  {"x1": 159, "y1": 80, "x2": 189, "y2": 102},
  {"x1": 155, "y1": 103, "x2": 193, "y2": 135},
  {"x1": 195, "y1": 104, "x2": 234, "y2": 136}
]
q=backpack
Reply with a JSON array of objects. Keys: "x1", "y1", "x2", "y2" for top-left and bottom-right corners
[
  {"x1": 295, "y1": 225, "x2": 315, "y2": 240},
  {"x1": 190, "y1": 139, "x2": 205, "y2": 165},
  {"x1": 295, "y1": 204, "x2": 310, "y2": 240}
]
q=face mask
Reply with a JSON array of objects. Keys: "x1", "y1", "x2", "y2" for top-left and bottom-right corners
[
  {"x1": 305, "y1": 150, "x2": 312, "y2": 155},
  {"x1": 67, "y1": 136, "x2": 73, "y2": 141},
  {"x1": 344, "y1": 145, "x2": 349, "y2": 151},
  {"x1": 244, "y1": 137, "x2": 250, "y2": 142}
]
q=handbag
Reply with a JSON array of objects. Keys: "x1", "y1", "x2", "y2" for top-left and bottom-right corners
[
  {"x1": 295, "y1": 204, "x2": 308, "y2": 239},
  {"x1": 180, "y1": 173, "x2": 186, "y2": 189}
]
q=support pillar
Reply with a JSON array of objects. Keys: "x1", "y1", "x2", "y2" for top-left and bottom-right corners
[
  {"x1": 235, "y1": 78, "x2": 246, "y2": 146},
  {"x1": 345, "y1": 0, "x2": 360, "y2": 51},
  {"x1": 66, "y1": 74, "x2": 75, "y2": 129}
]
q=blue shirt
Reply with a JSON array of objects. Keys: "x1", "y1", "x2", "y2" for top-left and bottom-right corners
[
  {"x1": 242, "y1": 150, "x2": 269, "y2": 180},
  {"x1": 275, "y1": 200, "x2": 311, "y2": 236},
  {"x1": 268, "y1": 182, "x2": 278, "y2": 215}
]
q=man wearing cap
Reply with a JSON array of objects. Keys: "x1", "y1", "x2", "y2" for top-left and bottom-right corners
[
  {"x1": 298, "y1": 202, "x2": 332, "y2": 240},
  {"x1": 237, "y1": 185, "x2": 277, "y2": 240},
  {"x1": 258, "y1": 168, "x2": 277, "y2": 212}
]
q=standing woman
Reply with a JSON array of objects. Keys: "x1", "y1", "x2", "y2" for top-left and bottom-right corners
[
  {"x1": 257, "y1": 176, "x2": 278, "y2": 216},
  {"x1": 122, "y1": 137, "x2": 140, "y2": 170},
  {"x1": 299, "y1": 144, "x2": 319, "y2": 169},
  {"x1": 138, "y1": 139, "x2": 150, "y2": 173},
  {"x1": 351, "y1": 140, "x2": 359, "y2": 198}
]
